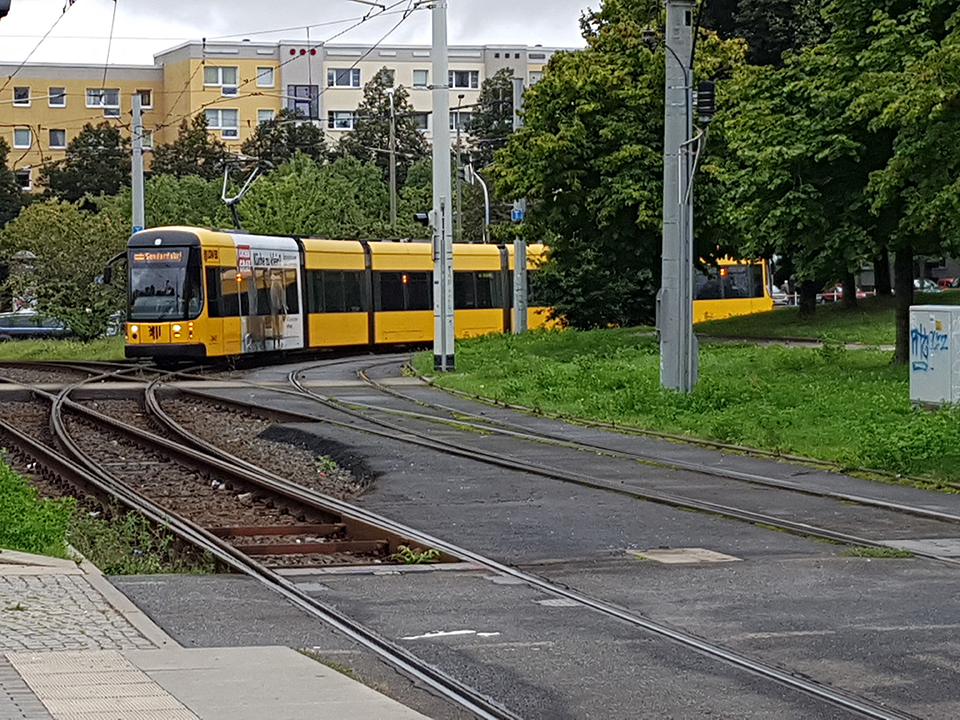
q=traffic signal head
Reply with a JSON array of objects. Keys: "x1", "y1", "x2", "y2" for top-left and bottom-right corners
[
  {"x1": 697, "y1": 81, "x2": 716, "y2": 124},
  {"x1": 413, "y1": 212, "x2": 430, "y2": 227}
]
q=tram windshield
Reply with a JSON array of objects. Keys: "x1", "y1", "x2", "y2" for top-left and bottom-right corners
[{"x1": 128, "y1": 247, "x2": 203, "y2": 321}]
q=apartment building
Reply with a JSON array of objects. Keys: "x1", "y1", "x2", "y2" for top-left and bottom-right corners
[{"x1": 0, "y1": 39, "x2": 567, "y2": 191}]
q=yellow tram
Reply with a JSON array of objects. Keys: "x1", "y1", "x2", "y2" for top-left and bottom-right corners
[
  {"x1": 693, "y1": 257, "x2": 773, "y2": 323},
  {"x1": 125, "y1": 227, "x2": 549, "y2": 360}
]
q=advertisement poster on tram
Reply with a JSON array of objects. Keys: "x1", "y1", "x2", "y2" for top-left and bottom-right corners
[{"x1": 234, "y1": 238, "x2": 303, "y2": 352}]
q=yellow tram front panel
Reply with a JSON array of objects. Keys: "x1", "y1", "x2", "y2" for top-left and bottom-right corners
[
  {"x1": 197, "y1": 231, "x2": 242, "y2": 356},
  {"x1": 301, "y1": 239, "x2": 369, "y2": 347}
]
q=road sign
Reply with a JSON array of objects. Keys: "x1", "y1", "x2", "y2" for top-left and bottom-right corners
[
  {"x1": 132, "y1": 225, "x2": 144, "y2": 233},
  {"x1": 511, "y1": 208, "x2": 524, "y2": 222},
  {"x1": 512, "y1": 198, "x2": 526, "y2": 223}
]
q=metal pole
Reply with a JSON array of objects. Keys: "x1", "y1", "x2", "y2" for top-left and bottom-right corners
[
  {"x1": 432, "y1": 0, "x2": 455, "y2": 371},
  {"x1": 455, "y1": 94, "x2": 464, "y2": 243},
  {"x1": 474, "y1": 171, "x2": 490, "y2": 244},
  {"x1": 512, "y1": 76, "x2": 527, "y2": 333},
  {"x1": 388, "y1": 89, "x2": 397, "y2": 232},
  {"x1": 658, "y1": 0, "x2": 697, "y2": 392},
  {"x1": 131, "y1": 92, "x2": 145, "y2": 233}
]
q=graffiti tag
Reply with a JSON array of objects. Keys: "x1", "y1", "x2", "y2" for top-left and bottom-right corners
[{"x1": 911, "y1": 324, "x2": 949, "y2": 372}]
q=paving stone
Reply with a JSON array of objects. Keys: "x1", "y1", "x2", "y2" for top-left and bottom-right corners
[{"x1": 0, "y1": 576, "x2": 153, "y2": 653}]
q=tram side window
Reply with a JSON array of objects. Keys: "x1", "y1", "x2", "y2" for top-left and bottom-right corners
[
  {"x1": 305, "y1": 270, "x2": 367, "y2": 312},
  {"x1": 206, "y1": 268, "x2": 241, "y2": 318},
  {"x1": 696, "y1": 265, "x2": 765, "y2": 300},
  {"x1": 249, "y1": 268, "x2": 299, "y2": 317},
  {"x1": 375, "y1": 272, "x2": 432, "y2": 311},
  {"x1": 455, "y1": 271, "x2": 500, "y2": 309}
]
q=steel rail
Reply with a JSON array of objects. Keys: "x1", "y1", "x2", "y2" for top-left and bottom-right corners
[
  {"x1": 347, "y1": 366, "x2": 960, "y2": 528},
  {"x1": 39, "y1": 371, "x2": 519, "y2": 720},
  {"x1": 144, "y1": 374, "x2": 917, "y2": 720}
]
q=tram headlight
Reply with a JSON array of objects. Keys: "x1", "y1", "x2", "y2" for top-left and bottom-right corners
[
  {"x1": 130, "y1": 325, "x2": 139, "y2": 340},
  {"x1": 173, "y1": 324, "x2": 182, "y2": 339}
]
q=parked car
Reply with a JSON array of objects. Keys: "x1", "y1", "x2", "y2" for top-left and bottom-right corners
[
  {"x1": 0, "y1": 311, "x2": 71, "y2": 341},
  {"x1": 914, "y1": 278, "x2": 942, "y2": 293},
  {"x1": 938, "y1": 277, "x2": 956, "y2": 289}
]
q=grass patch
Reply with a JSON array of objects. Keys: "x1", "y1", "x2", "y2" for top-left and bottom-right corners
[
  {"x1": 695, "y1": 290, "x2": 960, "y2": 345},
  {"x1": 68, "y1": 504, "x2": 217, "y2": 575},
  {"x1": 413, "y1": 327, "x2": 960, "y2": 481},
  {"x1": 0, "y1": 335, "x2": 125, "y2": 362},
  {"x1": 0, "y1": 456, "x2": 74, "y2": 558},
  {"x1": 842, "y1": 546, "x2": 913, "y2": 558}
]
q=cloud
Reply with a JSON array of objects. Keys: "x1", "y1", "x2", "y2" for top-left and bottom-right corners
[{"x1": 0, "y1": 0, "x2": 590, "y2": 65}]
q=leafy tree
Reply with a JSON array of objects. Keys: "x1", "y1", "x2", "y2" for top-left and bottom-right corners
[
  {"x1": 467, "y1": 68, "x2": 516, "y2": 169},
  {"x1": 235, "y1": 155, "x2": 428, "y2": 239},
  {"x1": 0, "y1": 138, "x2": 22, "y2": 229},
  {"x1": 338, "y1": 67, "x2": 429, "y2": 186},
  {"x1": 240, "y1": 108, "x2": 326, "y2": 168},
  {"x1": 494, "y1": 0, "x2": 745, "y2": 328},
  {"x1": 733, "y1": 0, "x2": 826, "y2": 66},
  {"x1": 0, "y1": 200, "x2": 127, "y2": 340},
  {"x1": 40, "y1": 123, "x2": 130, "y2": 202},
  {"x1": 150, "y1": 114, "x2": 228, "y2": 180},
  {"x1": 95, "y1": 174, "x2": 225, "y2": 229}
]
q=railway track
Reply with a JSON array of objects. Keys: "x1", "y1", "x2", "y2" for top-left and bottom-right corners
[
  {"x1": 0, "y1": 357, "x2": 944, "y2": 718},
  {"x1": 136, "y1": 360, "x2": 924, "y2": 719},
  {"x1": 0, "y1": 363, "x2": 519, "y2": 720}
]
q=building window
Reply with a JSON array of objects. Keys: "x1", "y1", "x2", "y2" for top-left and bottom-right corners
[
  {"x1": 205, "y1": 108, "x2": 239, "y2": 139},
  {"x1": 13, "y1": 87, "x2": 29, "y2": 106},
  {"x1": 529, "y1": 53, "x2": 546, "y2": 60},
  {"x1": 13, "y1": 128, "x2": 31, "y2": 148},
  {"x1": 449, "y1": 70, "x2": 479, "y2": 89},
  {"x1": 49, "y1": 129, "x2": 66, "y2": 149},
  {"x1": 136, "y1": 89, "x2": 153, "y2": 108},
  {"x1": 449, "y1": 111, "x2": 472, "y2": 131},
  {"x1": 48, "y1": 87, "x2": 66, "y2": 107},
  {"x1": 86, "y1": 88, "x2": 120, "y2": 116},
  {"x1": 494, "y1": 52, "x2": 500, "y2": 59},
  {"x1": 382, "y1": 69, "x2": 395, "y2": 87},
  {"x1": 14, "y1": 169, "x2": 30, "y2": 191},
  {"x1": 412, "y1": 69, "x2": 429, "y2": 87},
  {"x1": 327, "y1": 68, "x2": 361, "y2": 88},
  {"x1": 529, "y1": 70, "x2": 544, "y2": 85},
  {"x1": 410, "y1": 112, "x2": 429, "y2": 131},
  {"x1": 287, "y1": 85, "x2": 319, "y2": 120},
  {"x1": 204, "y1": 66, "x2": 238, "y2": 87},
  {"x1": 257, "y1": 109, "x2": 275, "y2": 124},
  {"x1": 256, "y1": 67, "x2": 274, "y2": 88},
  {"x1": 515, "y1": 53, "x2": 521, "y2": 59},
  {"x1": 327, "y1": 111, "x2": 355, "y2": 130}
]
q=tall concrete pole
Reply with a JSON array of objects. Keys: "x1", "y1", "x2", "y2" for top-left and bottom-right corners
[
  {"x1": 388, "y1": 89, "x2": 397, "y2": 232},
  {"x1": 512, "y1": 76, "x2": 527, "y2": 333},
  {"x1": 432, "y1": 0, "x2": 455, "y2": 371},
  {"x1": 659, "y1": 0, "x2": 697, "y2": 392},
  {"x1": 131, "y1": 92, "x2": 145, "y2": 233}
]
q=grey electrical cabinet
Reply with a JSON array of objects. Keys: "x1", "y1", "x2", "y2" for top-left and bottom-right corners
[{"x1": 909, "y1": 305, "x2": 960, "y2": 406}]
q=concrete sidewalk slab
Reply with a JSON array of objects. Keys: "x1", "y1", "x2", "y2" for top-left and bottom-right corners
[{"x1": 126, "y1": 646, "x2": 431, "y2": 720}]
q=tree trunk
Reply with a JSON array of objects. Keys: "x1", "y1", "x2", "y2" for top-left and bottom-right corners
[
  {"x1": 798, "y1": 281, "x2": 818, "y2": 317},
  {"x1": 874, "y1": 248, "x2": 892, "y2": 296},
  {"x1": 892, "y1": 244, "x2": 914, "y2": 364},
  {"x1": 841, "y1": 271, "x2": 858, "y2": 310}
]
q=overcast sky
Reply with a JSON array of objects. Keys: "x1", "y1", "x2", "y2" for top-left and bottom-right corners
[{"x1": 0, "y1": 0, "x2": 593, "y2": 66}]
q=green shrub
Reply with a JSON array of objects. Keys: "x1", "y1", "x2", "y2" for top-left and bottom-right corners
[{"x1": 0, "y1": 458, "x2": 74, "y2": 557}]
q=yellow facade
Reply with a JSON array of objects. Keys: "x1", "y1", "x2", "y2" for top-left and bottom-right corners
[{"x1": 1, "y1": 40, "x2": 567, "y2": 191}]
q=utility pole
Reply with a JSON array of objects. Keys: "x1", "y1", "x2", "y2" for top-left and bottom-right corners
[
  {"x1": 455, "y1": 93, "x2": 464, "y2": 243},
  {"x1": 431, "y1": 0, "x2": 455, "y2": 371},
  {"x1": 658, "y1": 0, "x2": 697, "y2": 392},
  {"x1": 387, "y1": 88, "x2": 397, "y2": 233},
  {"x1": 512, "y1": 76, "x2": 527, "y2": 334},
  {"x1": 131, "y1": 92, "x2": 145, "y2": 233}
]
